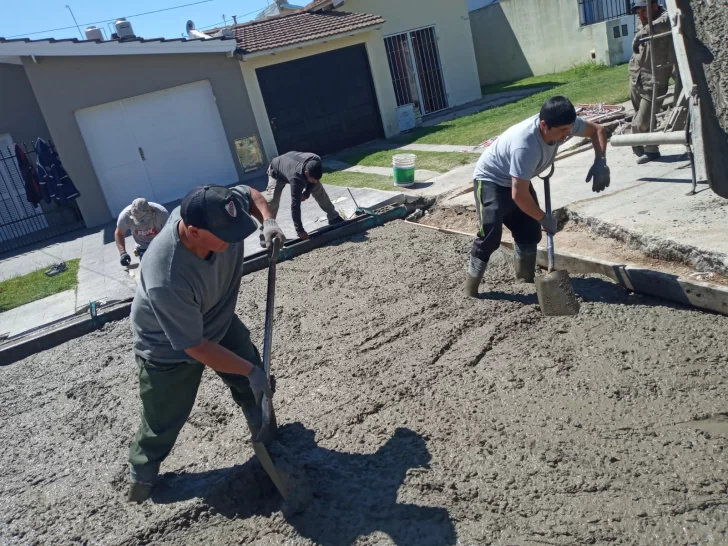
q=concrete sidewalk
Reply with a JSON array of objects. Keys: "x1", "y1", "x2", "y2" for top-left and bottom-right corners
[{"x1": 0, "y1": 184, "x2": 400, "y2": 340}]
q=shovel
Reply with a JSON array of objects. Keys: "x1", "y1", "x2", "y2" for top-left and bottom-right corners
[
  {"x1": 534, "y1": 165, "x2": 580, "y2": 316},
  {"x1": 251, "y1": 238, "x2": 290, "y2": 500}
]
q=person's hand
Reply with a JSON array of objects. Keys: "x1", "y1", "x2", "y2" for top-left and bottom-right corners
[
  {"x1": 262, "y1": 218, "x2": 286, "y2": 249},
  {"x1": 301, "y1": 194, "x2": 309, "y2": 202},
  {"x1": 540, "y1": 213, "x2": 558, "y2": 234},
  {"x1": 633, "y1": 36, "x2": 641, "y2": 55},
  {"x1": 247, "y1": 367, "x2": 273, "y2": 406},
  {"x1": 586, "y1": 158, "x2": 611, "y2": 193},
  {"x1": 297, "y1": 231, "x2": 310, "y2": 241},
  {"x1": 120, "y1": 252, "x2": 131, "y2": 267}
]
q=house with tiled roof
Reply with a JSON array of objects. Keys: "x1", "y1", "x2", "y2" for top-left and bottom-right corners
[{"x1": 0, "y1": 0, "x2": 480, "y2": 237}]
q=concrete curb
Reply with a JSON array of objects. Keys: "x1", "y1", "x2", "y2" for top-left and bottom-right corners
[
  {"x1": 500, "y1": 241, "x2": 728, "y2": 316},
  {"x1": 0, "y1": 299, "x2": 133, "y2": 367}
]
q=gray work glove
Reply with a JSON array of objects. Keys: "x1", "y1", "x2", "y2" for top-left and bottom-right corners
[
  {"x1": 120, "y1": 252, "x2": 131, "y2": 267},
  {"x1": 262, "y1": 218, "x2": 286, "y2": 249},
  {"x1": 247, "y1": 366, "x2": 273, "y2": 406},
  {"x1": 540, "y1": 214, "x2": 558, "y2": 234},
  {"x1": 586, "y1": 158, "x2": 611, "y2": 193}
]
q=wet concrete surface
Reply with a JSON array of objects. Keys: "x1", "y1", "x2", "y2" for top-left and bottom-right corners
[{"x1": 1, "y1": 222, "x2": 728, "y2": 545}]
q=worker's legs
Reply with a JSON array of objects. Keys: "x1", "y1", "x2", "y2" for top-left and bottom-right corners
[
  {"x1": 466, "y1": 180, "x2": 510, "y2": 296},
  {"x1": 309, "y1": 182, "x2": 343, "y2": 224},
  {"x1": 215, "y1": 315, "x2": 266, "y2": 439},
  {"x1": 631, "y1": 83, "x2": 665, "y2": 160},
  {"x1": 630, "y1": 84, "x2": 646, "y2": 157},
  {"x1": 503, "y1": 183, "x2": 542, "y2": 283},
  {"x1": 264, "y1": 175, "x2": 286, "y2": 219},
  {"x1": 128, "y1": 358, "x2": 205, "y2": 486}
]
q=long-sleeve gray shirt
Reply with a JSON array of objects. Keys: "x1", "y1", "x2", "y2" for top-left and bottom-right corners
[{"x1": 269, "y1": 151, "x2": 319, "y2": 233}]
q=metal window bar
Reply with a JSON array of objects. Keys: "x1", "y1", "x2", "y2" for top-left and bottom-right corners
[
  {"x1": 0, "y1": 140, "x2": 84, "y2": 255},
  {"x1": 384, "y1": 26, "x2": 448, "y2": 115}
]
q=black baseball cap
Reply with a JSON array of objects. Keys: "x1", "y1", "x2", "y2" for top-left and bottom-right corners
[{"x1": 180, "y1": 185, "x2": 257, "y2": 243}]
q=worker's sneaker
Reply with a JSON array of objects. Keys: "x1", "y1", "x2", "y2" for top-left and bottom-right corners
[
  {"x1": 127, "y1": 481, "x2": 154, "y2": 504},
  {"x1": 328, "y1": 215, "x2": 344, "y2": 226},
  {"x1": 637, "y1": 152, "x2": 661, "y2": 164},
  {"x1": 632, "y1": 146, "x2": 645, "y2": 157}
]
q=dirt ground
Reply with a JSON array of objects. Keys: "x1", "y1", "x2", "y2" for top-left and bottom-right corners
[
  {"x1": 418, "y1": 204, "x2": 728, "y2": 286},
  {"x1": 2, "y1": 222, "x2": 728, "y2": 545}
]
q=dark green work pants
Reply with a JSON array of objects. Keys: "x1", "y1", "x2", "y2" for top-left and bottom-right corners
[{"x1": 128, "y1": 316, "x2": 262, "y2": 484}]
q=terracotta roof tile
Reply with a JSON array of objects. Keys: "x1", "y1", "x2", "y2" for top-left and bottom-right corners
[{"x1": 229, "y1": 10, "x2": 384, "y2": 54}]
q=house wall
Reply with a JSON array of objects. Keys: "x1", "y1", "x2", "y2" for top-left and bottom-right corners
[
  {"x1": 470, "y1": 0, "x2": 634, "y2": 86},
  {"x1": 21, "y1": 53, "x2": 258, "y2": 228},
  {"x1": 0, "y1": 63, "x2": 51, "y2": 148},
  {"x1": 342, "y1": 0, "x2": 482, "y2": 108},
  {"x1": 239, "y1": 31, "x2": 399, "y2": 161}
]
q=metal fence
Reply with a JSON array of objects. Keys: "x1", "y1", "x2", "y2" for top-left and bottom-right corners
[{"x1": 0, "y1": 141, "x2": 84, "y2": 255}]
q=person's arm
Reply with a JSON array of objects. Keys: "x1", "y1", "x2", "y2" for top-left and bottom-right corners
[
  {"x1": 185, "y1": 339, "x2": 255, "y2": 375},
  {"x1": 249, "y1": 187, "x2": 274, "y2": 224},
  {"x1": 512, "y1": 178, "x2": 545, "y2": 221},
  {"x1": 289, "y1": 177, "x2": 308, "y2": 237},
  {"x1": 114, "y1": 227, "x2": 127, "y2": 254},
  {"x1": 580, "y1": 120, "x2": 608, "y2": 159}
]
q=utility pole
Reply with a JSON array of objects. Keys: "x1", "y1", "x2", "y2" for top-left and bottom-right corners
[{"x1": 65, "y1": 5, "x2": 84, "y2": 40}]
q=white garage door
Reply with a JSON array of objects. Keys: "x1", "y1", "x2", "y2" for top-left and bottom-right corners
[{"x1": 75, "y1": 80, "x2": 238, "y2": 217}]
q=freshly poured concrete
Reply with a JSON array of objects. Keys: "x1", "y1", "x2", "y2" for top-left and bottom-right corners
[{"x1": 1, "y1": 222, "x2": 727, "y2": 545}]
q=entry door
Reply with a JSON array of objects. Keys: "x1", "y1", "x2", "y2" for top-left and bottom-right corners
[
  {"x1": 256, "y1": 44, "x2": 384, "y2": 156},
  {"x1": 76, "y1": 80, "x2": 238, "y2": 217},
  {"x1": 384, "y1": 26, "x2": 448, "y2": 115}
]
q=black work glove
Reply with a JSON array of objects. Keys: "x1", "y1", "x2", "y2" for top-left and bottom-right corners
[
  {"x1": 586, "y1": 158, "x2": 611, "y2": 193},
  {"x1": 632, "y1": 37, "x2": 641, "y2": 55},
  {"x1": 120, "y1": 252, "x2": 131, "y2": 267}
]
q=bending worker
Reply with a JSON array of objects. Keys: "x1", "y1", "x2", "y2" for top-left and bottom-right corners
[
  {"x1": 115, "y1": 198, "x2": 169, "y2": 267},
  {"x1": 127, "y1": 184, "x2": 286, "y2": 503},
  {"x1": 465, "y1": 96, "x2": 611, "y2": 297},
  {"x1": 260, "y1": 151, "x2": 343, "y2": 246},
  {"x1": 629, "y1": 0, "x2": 674, "y2": 164}
]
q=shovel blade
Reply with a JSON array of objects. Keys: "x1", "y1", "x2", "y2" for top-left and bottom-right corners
[{"x1": 535, "y1": 270, "x2": 580, "y2": 316}]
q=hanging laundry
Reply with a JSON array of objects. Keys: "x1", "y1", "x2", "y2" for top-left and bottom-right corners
[
  {"x1": 35, "y1": 138, "x2": 80, "y2": 204},
  {"x1": 14, "y1": 144, "x2": 43, "y2": 207}
]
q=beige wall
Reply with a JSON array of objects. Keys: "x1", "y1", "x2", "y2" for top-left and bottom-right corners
[
  {"x1": 22, "y1": 53, "x2": 259, "y2": 228},
  {"x1": 0, "y1": 63, "x2": 50, "y2": 147},
  {"x1": 239, "y1": 31, "x2": 398, "y2": 161},
  {"x1": 343, "y1": 0, "x2": 482, "y2": 107},
  {"x1": 470, "y1": 0, "x2": 632, "y2": 86}
]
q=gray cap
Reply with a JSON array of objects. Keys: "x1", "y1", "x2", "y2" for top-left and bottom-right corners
[{"x1": 130, "y1": 198, "x2": 152, "y2": 223}]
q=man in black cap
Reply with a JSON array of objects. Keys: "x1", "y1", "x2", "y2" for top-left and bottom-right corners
[
  {"x1": 127, "y1": 184, "x2": 286, "y2": 503},
  {"x1": 261, "y1": 151, "x2": 344, "y2": 245}
]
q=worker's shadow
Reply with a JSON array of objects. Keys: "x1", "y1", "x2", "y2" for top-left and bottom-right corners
[{"x1": 151, "y1": 424, "x2": 456, "y2": 546}]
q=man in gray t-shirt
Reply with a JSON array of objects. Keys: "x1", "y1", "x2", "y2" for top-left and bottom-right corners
[
  {"x1": 115, "y1": 198, "x2": 169, "y2": 267},
  {"x1": 465, "y1": 96, "x2": 612, "y2": 297},
  {"x1": 127, "y1": 184, "x2": 286, "y2": 503}
]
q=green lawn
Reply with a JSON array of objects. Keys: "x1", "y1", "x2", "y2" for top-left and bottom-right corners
[
  {"x1": 336, "y1": 150, "x2": 481, "y2": 173},
  {"x1": 322, "y1": 170, "x2": 394, "y2": 192},
  {"x1": 398, "y1": 63, "x2": 630, "y2": 146},
  {"x1": 0, "y1": 259, "x2": 80, "y2": 312}
]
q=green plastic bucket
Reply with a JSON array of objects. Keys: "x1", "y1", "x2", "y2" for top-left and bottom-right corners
[{"x1": 392, "y1": 154, "x2": 416, "y2": 187}]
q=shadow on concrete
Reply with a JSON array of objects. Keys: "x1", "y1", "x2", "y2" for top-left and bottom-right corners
[
  {"x1": 479, "y1": 291, "x2": 538, "y2": 305},
  {"x1": 151, "y1": 423, "x2": 456, "y2": 546}
]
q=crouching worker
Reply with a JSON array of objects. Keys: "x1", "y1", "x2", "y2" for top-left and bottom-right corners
[
  {"x1": 127, "y1": 184, "x2": 286, "y2": 503},
  {"x1": 465, "y1": 96, "x2": 611, "y2": 297},
  {"x1": 259, "y1": 151, "x2": 343, "y2": 246}
]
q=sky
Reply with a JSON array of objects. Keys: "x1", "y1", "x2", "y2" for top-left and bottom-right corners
[{"x1": 0, "y1": 0, "x2": 284, "y2": 41}]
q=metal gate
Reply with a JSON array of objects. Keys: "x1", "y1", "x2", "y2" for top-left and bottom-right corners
[
  {"x1": 0, "y1": 141, "x2": 84, "y2": 254},
  {"x1": 384, "y1": 26, "x2": 448, "y2": 116}
]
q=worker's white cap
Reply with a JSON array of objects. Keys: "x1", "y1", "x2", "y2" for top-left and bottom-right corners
[
  {"x1": 631, "y1": 0, "x2": 649, "y2": 11},
  {"x1": 130, "y1": 198, "x2": 152, "y2": 222}
]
